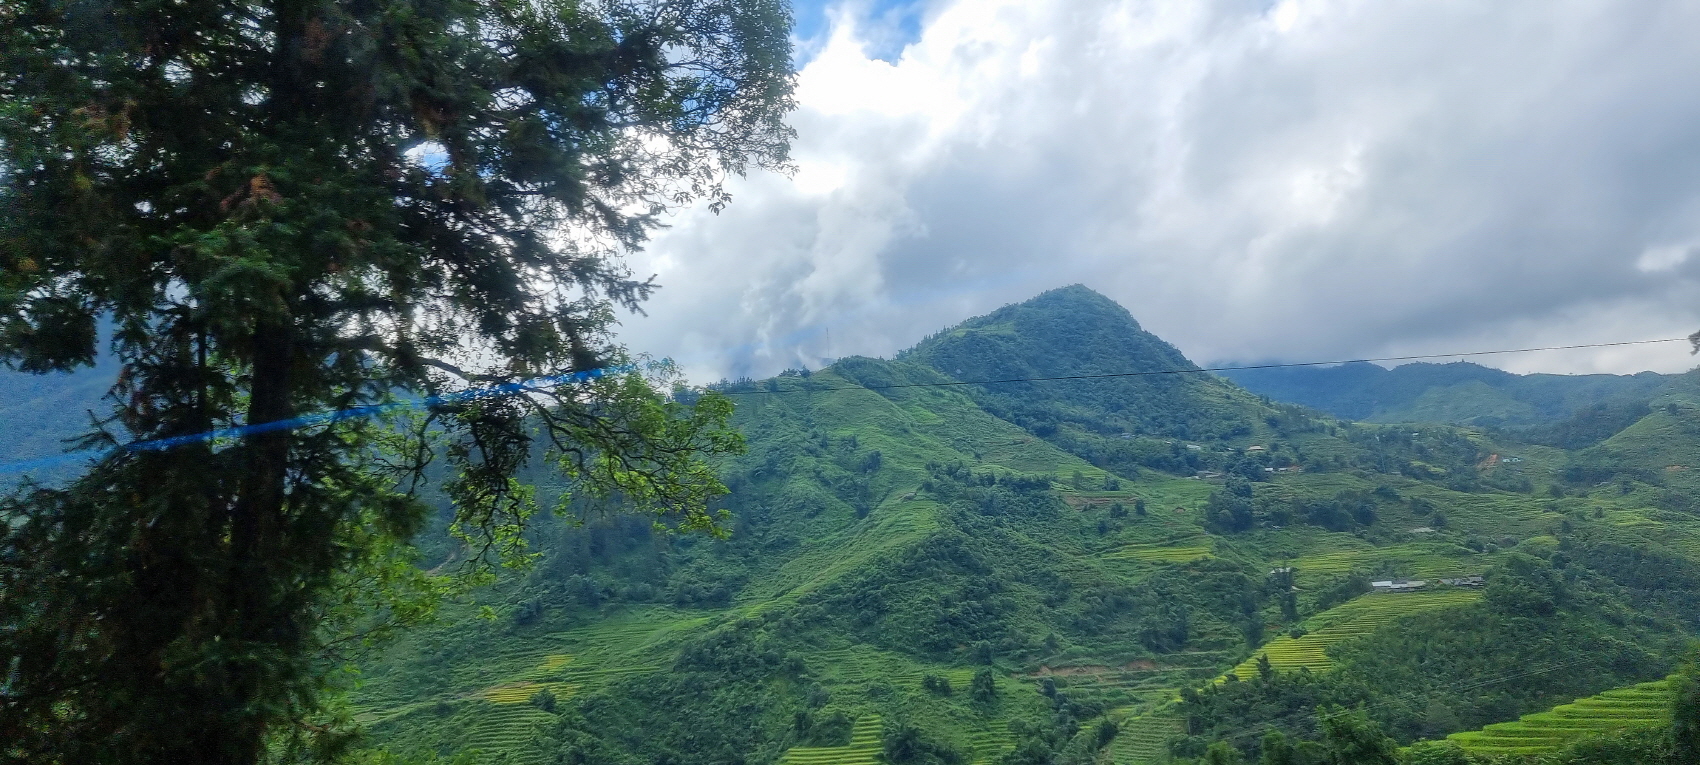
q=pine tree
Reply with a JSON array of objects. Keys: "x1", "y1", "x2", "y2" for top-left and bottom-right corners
[{"x1": 0, "y1": 0, "x2": 794, "y2": 761}]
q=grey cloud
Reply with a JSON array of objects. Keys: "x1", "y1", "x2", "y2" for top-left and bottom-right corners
[{"x1": 619, "y1": 0, "x2": 1700, "y2": 384}]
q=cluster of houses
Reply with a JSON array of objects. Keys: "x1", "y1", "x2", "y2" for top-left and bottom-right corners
[
  {"x1": 1370, "y1": 579, "x2": 1427, "y2": 593},
  {"x1": 1369, "y1": 575, "x2": 1486, "y2": 593}
]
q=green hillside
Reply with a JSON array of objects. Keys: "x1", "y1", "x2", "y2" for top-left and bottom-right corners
[
  {"x1": 902, "y1": 285, "x2": 1290, "y2": 478},
  {"x1": 1444, "y1": 677, "x2": 1675, "y2": 757},
  {"x1": 2, "y1": 287, "x2": 1686, "y2": 764},
  {"x1": 1222, "y1": 590, "x2": 1483, "y2": 679},
  {"x1": 335, "y1": 289, "x2": 1700, "y2": 765}
]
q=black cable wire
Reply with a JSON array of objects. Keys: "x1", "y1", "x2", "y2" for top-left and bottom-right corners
[{"x1": 716, "y1": 337, "x2": 1690, "y2": 396}]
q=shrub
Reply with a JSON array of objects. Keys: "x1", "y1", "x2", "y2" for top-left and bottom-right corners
[{"x1": 882, "y1": 719, "x2": 967, "y2": 765}]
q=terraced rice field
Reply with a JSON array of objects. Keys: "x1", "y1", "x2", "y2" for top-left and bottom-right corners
[
  {"x1": 1108, "y1": 712, "x2": 1184, "y2": 765},
  {"x1": 1046, "y1": 668, "x2": 1199, "y2": 708},
  {"x1": 964, "y1": 721, "x2": 1016, "y2": 764},
  {"x1": 1226, "y1": 590, "x2": 1481, "y2": 679},
  {"x1": 458, "y1": 704, "x2": 558, "y2": 765},
  {"x1": 1291, "y1": 543, "x2": 1485, "y2": 581},
  {"x1": 453, "y1": 652, "x2": 667, "y2": 764},
  {"x1": 1444, "y1": 678, "x2": 1674, "y2": 757},
  {"x1": 358, "y1": 617, "x2": 686, "y2": 764},
  {"x1": 771, "y1": 702, "x2": 1010, "y2": 764},
  {"x1": 1044, "y1": 653, "x2": 1230, "y2": 708},
  {"x1": 1103, "y1": 542, "x2": 1213, "y2": 563},
  {"x1": 778, "y1": 649, "x2": 1014, "y2": 763},
  {"x1": 779, "y1": 714, "x2": 883, "y2": 765},
  {"x1": 480, "y1": 680, "x2": 577, "y2": 704},
  {"x1": 811, "y1": 647, "x2": 980, "y2": 690}
]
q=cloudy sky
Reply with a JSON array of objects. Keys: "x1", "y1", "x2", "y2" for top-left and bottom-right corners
[{"x1": 618, "y1": 0, "x2": 1700, "y2": 383}]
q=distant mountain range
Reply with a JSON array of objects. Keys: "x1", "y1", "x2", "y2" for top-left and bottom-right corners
[
  {"x1": 0, "y1": 355, "x2": 118, "y2": 482},
  {"x1": 1220, "y1": 358, "x2": 1676, "y2": 426}
]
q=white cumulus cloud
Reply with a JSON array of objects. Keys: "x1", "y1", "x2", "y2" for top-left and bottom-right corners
[{"x1": 619, "y1": 0, "x2": 1700, "y2": 382}]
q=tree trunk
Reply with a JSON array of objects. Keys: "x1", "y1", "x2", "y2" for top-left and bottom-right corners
[{"x1": 220, "y1": 318, "x2": 295, "y2": 763}]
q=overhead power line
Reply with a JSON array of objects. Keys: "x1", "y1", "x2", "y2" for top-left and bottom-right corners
[
  {"x1": 716, "y1": 336, "x2": 1691, "y2": 396},
  {"x1": 0, "y1": 336, "x2": 1687, "y2": 475}
]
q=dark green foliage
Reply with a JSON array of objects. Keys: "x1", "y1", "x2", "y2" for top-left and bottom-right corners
[
  {"x1": 1544, "y1": 728, "x2": 1675, "y2": 765},
  {"x1": 1093, "y1": 719, "x2": 1119, "y2": 749},
  {"x1": 0, "y1": 0, "x2": 793, "y2": 760},
  {"x1": 1673, "y1": 658, "x2": 1700, "y2": 764},
  {"x1": 1202, "y1": 740, "x2": 1247, "y2": 765},
  {"x1": 1339, "y1": 425, "x2": 1485, "y2": 483},
  {"x1": 553, "y1": 621, "x2": 815, "y2": 765},
  {"x1": 1483, "y1": 552, "x2": 1567, "y2": 617},
  {"x1": 1257, "y1": 730, "x2": 1301, "y2": 765},
  {"x1": 1206, "y1": 479, "x2": 1257, "y2": 533},
  {"x1": 804, "y1": 709, "x2": 854, "y2": 747},
  {"x1": 1563, "y1": 536, "x2": 1700, "y2": 629},
  {"x1": 1310, "y1": 574, "x2": 1372, "y2": 613},
  {"x1": 998, "y1": 675, "x2": 1111, "y2": 765},
  {"x1": 1523, "y1": 401, "x2": 1655, "y2": 449},
  {"x1": 1317, "y1": 709, "x2": 1397, "y2": 765},
  {"x1": 883, "y1": 718, "x2": 968, "y2": 765},
  {"x1": 1402, "y1": 741, "x2": 1472, "y2": 765},
  {"x1": 807, "y1": 530, "x2": 1014, "y2": 655}
]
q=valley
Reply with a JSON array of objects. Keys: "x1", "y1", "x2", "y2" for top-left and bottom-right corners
[{"x1": 340, "y1": 287, "x2": 1700, "y2": 765}]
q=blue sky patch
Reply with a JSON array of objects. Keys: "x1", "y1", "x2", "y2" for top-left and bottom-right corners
[{"x1": 792, "y1": 0, "x2": 931, "y2": 64}]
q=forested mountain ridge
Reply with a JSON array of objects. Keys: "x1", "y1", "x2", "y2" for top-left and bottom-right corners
[
  {"x1": 1221, "y1": 358, "x2": 1678, "y2": 443},
  {"x1": 902, "y1": 285, "x2": 1287, "y2": 478}
]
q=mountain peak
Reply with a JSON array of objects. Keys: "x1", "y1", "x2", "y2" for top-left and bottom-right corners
[
  {"x1": 906, "y1": 285, "x2": 1190, "y2": 379},
  {"x1": 1017, "y1": 284, "x2": 1136, "y2": 322},
  {"x1": 894, "y1": 284, "x2": 1268, "y2": 443}
]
